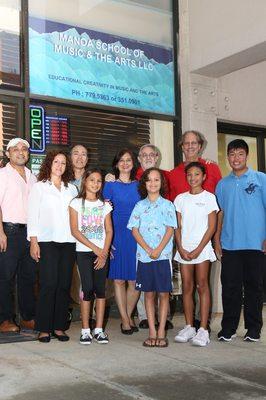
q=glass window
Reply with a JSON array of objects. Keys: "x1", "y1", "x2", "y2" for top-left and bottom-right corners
[
  {"x1": 0, "y1": 0, "x2": 21, "y2": 87},
  {"x1": 28, "y1": 0, "x2": 175, "y2": 116},
  {"x1": 218, "y1": 133, "x2": 258, "y2": 177}
]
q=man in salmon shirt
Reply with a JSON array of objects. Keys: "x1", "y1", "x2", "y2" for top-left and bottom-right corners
[{"x1": 0, "y1": 138, "x2": 37, "y2": 333}]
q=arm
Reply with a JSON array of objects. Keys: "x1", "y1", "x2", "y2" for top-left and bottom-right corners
[
  {"x1": 188, "y1": 211, "x2": 217, "y2": 260},
  {"x1": 175, "y1": 212, "x2": 191, "y2": 261},
  {"x1": 94, "y1": 212, "x2": 113, "y2": 269},
  {"x1": 213, "y1": 210, "x2": 224, "y2": 260},
  {"x1": 150, "y1": 226, "x2": 174, "y2": 260},
  {"x1": 0, "y1": 208, "x2": 7, "y2": 252},
  {"x1": 69, "y1": 206, "x2": 103, "y2": 256},
  {"x1": 132, "y1": 227, "x2": 153, "y2": 256}
]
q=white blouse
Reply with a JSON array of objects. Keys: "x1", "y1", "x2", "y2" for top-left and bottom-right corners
[{"x1": 27, "y1": 180, "x2": 77, "y2": 243}]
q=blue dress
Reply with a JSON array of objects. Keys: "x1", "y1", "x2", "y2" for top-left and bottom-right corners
[{"x1": 103, "y1": 181, "x2": 140, "y2": 280}]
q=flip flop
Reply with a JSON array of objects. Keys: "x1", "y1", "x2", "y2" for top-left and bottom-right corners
[
  {"x1": 155, "y1": 337, "x2": 169, "y2": 348},
  {"x1": 143, "y1": 337, "x2": 156, "y2": 347}
]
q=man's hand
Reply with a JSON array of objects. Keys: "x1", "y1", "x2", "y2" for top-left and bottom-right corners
[
  {"x1": 0, "y1": 231, "x2": 7, "y2": 252},
  {"x1": 30, "y1": 242, "x2": 40, "y2": 262},
  {"x1": 105, "y1": 173, "x2": 116, "y2": 182},
  {"x1": 262, "y1": 239, "x2": 266, "y2": 254}
]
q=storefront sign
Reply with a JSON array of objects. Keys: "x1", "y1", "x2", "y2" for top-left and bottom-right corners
[
  {"x1": 29, "y1": 154, "x2": 45, "y2": 176},
  {"x1": 29, "y1": 17, "x2": 175, "y2": 116},
  {"x1": 29, "y1": 105, "x2": 45, "y2": 153}
]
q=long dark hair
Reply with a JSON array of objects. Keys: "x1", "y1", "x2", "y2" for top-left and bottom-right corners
[
  {"x1": 77, "y1": 168, "x2": 104, "y2": 201},
  {"x1": 138, "y1": 167, "x2": 167, "y2": 199},
  {"x1": 112, "y1": 148, "x2": 138, "y2": 180},
  {"x1": 38, "y1": 151, "x2": 73, "y2": 186}
]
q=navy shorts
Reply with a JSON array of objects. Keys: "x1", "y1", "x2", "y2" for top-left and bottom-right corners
[{"x1": 135, "y1": 260, "x2": 172, "y2": 293}]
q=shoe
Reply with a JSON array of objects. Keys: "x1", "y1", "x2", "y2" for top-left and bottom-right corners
[
  {"x1": 165, "y1": 320, "x2": 174, "y2": 330},
  {"x1": 143, "y1": 337, "x2": 156, "y2": 347},
  {"x1": 131, "y1": 325, "x2": 139, "y2": 333},
  {"x1": 155, "y1": 337, "x2": 169, "y2": 348},
  {"x1": 120, "y1": 323, "x2": 133, "y2": 335},
  {"x1": 218, "y1": 329, "x2": 236, "y2": 342},
  {"x1": 53, "y1": 332, "x2": 70, "y2": 342},
  {"x1": 191, "y1": 327, "x2": 210, "y2": 347},
  {"x1": 93, "y1": 330, "x2": 109, "y2": 344},
  {"x1": 174, "y1": 325, "x2": 196, "y2": 343},
  {"x1": 139, "y1": 319, "x2": 149, "y2": 329},
  {"x1": 80, "y1": 331, "x2": 92, "y2": 345},
  {"x1": 38, "y1": 335, "x2": 51, "y2": 343},
  {"x1": 20, "y1": 319, "x2": 35, "y2": 331},
  {"x1": 0, "y1": 320, "x2": 19, "y2": 333},
  {"x1": 244, "y1": 330, "x2": 260, "y2": 342}
]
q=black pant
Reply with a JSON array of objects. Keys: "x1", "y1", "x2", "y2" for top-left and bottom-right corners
[
  {"x1": 36, "y1": 242, "x2": 75, "y2": 333},
  {"x1": 221, "y1": 250, "x2": 264, "y2": 333},
  {"x1": 77, "y1": 252, "x2": 107, "y2": 301},
  {"x1": 0, "y1": 224, "x2": 37, "y2": 323}
]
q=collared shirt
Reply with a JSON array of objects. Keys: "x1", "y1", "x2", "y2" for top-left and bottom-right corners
[
  {"x1": 0, "y1": 162, "x2": 37, "y2": 224},
  {"x1": 215, "y1": 168, "x2": 266, "y2": 251},
  {"x1": 27, "y1": 180, "x2": 78, "y2": 243},
  {"x1": 127, "y1": 196, "x2": 177, "y2": 262},
  {"x1": 169, "y1": 158, "x2": 222, "y2": 201}
]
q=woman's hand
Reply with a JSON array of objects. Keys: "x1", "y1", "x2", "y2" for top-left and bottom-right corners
[{"x1": 30, "y1": 241, "x2": 40, "y2": 262}]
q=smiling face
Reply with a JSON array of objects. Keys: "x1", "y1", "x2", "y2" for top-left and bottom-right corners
[
  {"x1": 138, "y1": 146, "x2": 158, "y2": 170},
  {"x1": 6, "y1": 142, "x2": 29, "y2": 167},
  {"x1": 117, "y1": 152, "x2": 133, "y2": 174},
  {"x1": 85, "y1": 172, "x2": 102, "y2": 196},
  {"x1": 186, "y1": 166, "x2": 206, "y2": 190},
  {"x1": 227, "y1": 148, "x2": 248, "y2": 175},
  {"x1": 51, "y1": 154, "x2": 67, "y2": 179},
  {"x1": 71, "y1": 145, "x2": 88, "y2": 170},
  {"x1": 182, "y1": 132, "x2": 202, "y2": 161},
  {"x1": 145, "y1": 169, "x2": 161, "y2": 195}
]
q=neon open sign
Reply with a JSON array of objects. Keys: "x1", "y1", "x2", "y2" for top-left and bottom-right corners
[{"x1": 29, "y1": 105, "x2": 45, "y2": 153}]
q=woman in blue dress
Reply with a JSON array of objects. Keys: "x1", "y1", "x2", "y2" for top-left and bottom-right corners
[{"x1": 103, "y1": 149, "x2": 140, "y2": 334}]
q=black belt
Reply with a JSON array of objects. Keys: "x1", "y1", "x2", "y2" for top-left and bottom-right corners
[{"x1": 3, "y1": 222, "x2": 27, "y2": 228}]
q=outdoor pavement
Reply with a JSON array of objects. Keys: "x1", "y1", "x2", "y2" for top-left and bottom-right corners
[{"x1": 0, "y1": 310, "x2": 266, "y2": 400}]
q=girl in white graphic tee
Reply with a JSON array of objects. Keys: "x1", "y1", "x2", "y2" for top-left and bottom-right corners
[
  {"x1": 174, "y1": 162, "x2": 219, "y2": 347},
  {"x1": 69, "y1": 169, "x2": 113, "y2": 345}
]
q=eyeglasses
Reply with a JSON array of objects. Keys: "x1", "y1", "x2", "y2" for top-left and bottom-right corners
[{"x1": 140, "y1": 152, "x2": 157, "y2": 159}]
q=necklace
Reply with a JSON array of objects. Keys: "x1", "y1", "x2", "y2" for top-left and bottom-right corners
[{"x1": 118, "y1": 178, "x2": 131, "y2": 184}]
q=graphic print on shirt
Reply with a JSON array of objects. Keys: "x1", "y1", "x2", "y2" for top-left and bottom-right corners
[
  {"x1": 81, "y1": 205, "x2": 104, "y2": 241},
  {"x1": 244, "y1": 183, "x2": 258, "y2": 195}
]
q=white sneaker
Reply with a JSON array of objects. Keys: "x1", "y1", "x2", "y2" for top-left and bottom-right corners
[
  {"x1": 191, "y1": 327, "x2": 210, "y2": 347},
  {"x1": 174, "y1": 325, "x2": 196, "y2": 343},
  {"x1": 79, "y1": 331, "x2": 92, "y2": 345}
]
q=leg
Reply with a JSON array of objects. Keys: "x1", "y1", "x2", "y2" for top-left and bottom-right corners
[
  {"x1": 144, "y1": 291, "x2": 157, "y2": 341},
  {"x1": 93, "y1": 262, "x2": 108, "y2": 330},
  {"x1": 180, "y1": 264, "x2": 195, "y2": 326},
  {"x1": 157, "y1": 292, "x2": 170, "y2": 340},
  {"x1": 243, "y1": 251, "x2": 264, "y2": 333},
  {"x1": 36, "y1": 242, "x2": 59, "y2": 336},
  {"x1": 126, "y1": 280, "x2": 140, "y2": 325},
  {"x1": 95, "y1": 299, "x2": 106, "y2": 329},
  {"x1": 77, "y1": 252, "x2": 95, "y2": 329},
  {"x1": 114, "y1": 279, "x2": 131, "y2": 330},
  {"x1": 0, "y1": 229, "x2": 20, "y2": 323},
  {"x1": 221, "y1": 250, "x2": 243, "y2": 333},
  {"x1": 137, "y1": 292, "x2": 147, "y2": 323},
  {"x1": 17, "y1": 229, "x2": 37, "y2": 321},
  {"x1": 54, "y1": 243, "x2": 76, "y2": 333},
  {"x1": 195, "y1": 261, "x2": 211, "y2": 329}
]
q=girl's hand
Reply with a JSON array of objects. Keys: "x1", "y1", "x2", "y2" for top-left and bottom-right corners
[
  {"x1": 94, "y1": 255, "x2": 106, "y2": 270},
  {"x1": 179, "y1": 248, "x2": 192, "y2": 261},
  {"x1": 149, "y1": 248, "x2": 161, "y2": 260},
  {"x1": 30, "y1": 242, "x2": 40, "y2": 262},
  {"x1": 188, "y1": 248, "x2": 201, "y2": 260},
  {"x1": 93, "y1": 246, "x2": 103, "y2": 257},
  {"x1": 214, "y1": 241, "x2": 223, "y2": 260}
]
